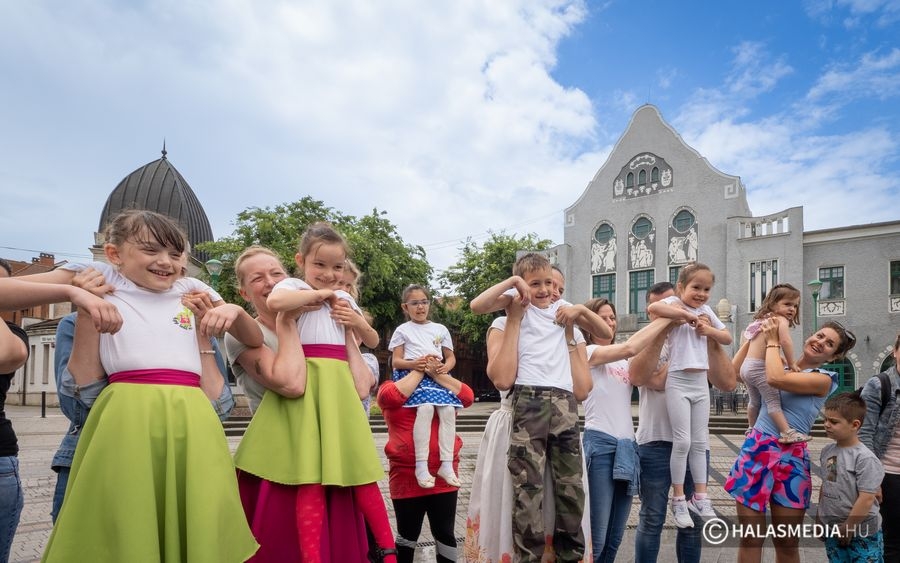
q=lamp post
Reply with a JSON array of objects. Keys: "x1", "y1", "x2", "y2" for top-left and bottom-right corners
[
  {"x1": 808, "y1": 279, "x2": 823, "y2": 331},
  {"x1": 205, "y1": 259, "x2": 224, "y2": 292}
]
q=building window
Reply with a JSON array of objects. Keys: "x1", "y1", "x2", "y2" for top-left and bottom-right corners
[
  {"x1": 673, "y1": 209, "x2": 695, "y2": 233},
  {"x1": 749, "y1": 260, "x2": 778, "y2": 312},
  {"x1": 819, "y1": 266, "x2": 844, "y2": 300},
  {"x1": 651, "y1": 167, "x2": 660, "y2": 183},
  {"x1": 638, "y1": 169, "x2": 646, "y2": 185},
  {"x1": 669, "y1": 266, "x2": 682, "y2": 286},
  {"x1": 632, "y1": 217, "x2": 653, "y2": 239},
  {"x1": 630, "y1": 269, "x2": 654, "y2": 321},
  {"x1": 891, "y1": 261, "x2": 900, "y2": 295},
  {"x1": 626, "y1": 172, "x2": 634, "y2": 188},
  {"x1": 592, "y1": 273, "x2": 615, "y2": 302},
  {"x1": 594, "y1": 223, "x2": 614, "y2": 244}
]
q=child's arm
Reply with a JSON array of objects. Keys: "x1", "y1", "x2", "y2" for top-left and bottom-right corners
[
  {"x1": 646, "y1": 299, "x2": 698, "y2": 324},
  {"x1": 470, "y1": 276, "x2": 527, "y2": 314},
  {"x1": 331, "y1": 300, "x2": 379, "y2": 348},
  {"x1": 67, "y1": 312, "x2": 105, "y2": 386},
  {"x1": 695, "y1": 314, "x2": 733, "y2": 345},
  {"x1": 841, "y1": 491, "x2": 878, "y2": 541},
  {"x1": 555, "y1": 304, "x2": 613, "y2": 341},
  {"x1": 485, "y1": 300, "x2": 525, "y2": 391},
  {"x1": 182, "y1": 292, "x2": 264, "y2": 348},
  {"x1": 776, "y1": 316, "x2": 799, "y2": 371},
  {"x1": 345, "y1": 329, "x2": 375, "y2": 400},
  {"x1": 267, "y1": 285, "x2": 335, "y2": 313},
  {"x1": 268, "y1": 311, "x2": 308, "y2": 398},
  {"x1": 391, "y1": 345, "x2": 434, "y2": 372}
]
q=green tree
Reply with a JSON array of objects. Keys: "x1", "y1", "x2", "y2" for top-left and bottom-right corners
[
  {"x1": 434, "y1": 231, "x2": 553, "y2": 346},
  {"x1": 197, "y1": 197, "x2": 431, "y2": 335}
]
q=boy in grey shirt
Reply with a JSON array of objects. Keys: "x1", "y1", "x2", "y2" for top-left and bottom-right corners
[{"x1": 817, "y1": 391, "x2": 884, "y2": 562}]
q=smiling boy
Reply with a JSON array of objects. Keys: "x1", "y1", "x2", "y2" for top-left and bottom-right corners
[{"x1": 470, "y1": 253, "x2": 611, "y2": 563}]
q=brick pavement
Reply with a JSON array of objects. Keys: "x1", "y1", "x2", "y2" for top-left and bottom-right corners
[{"x1": 10, "y1": 405, "x2": 830, "y2": 562}]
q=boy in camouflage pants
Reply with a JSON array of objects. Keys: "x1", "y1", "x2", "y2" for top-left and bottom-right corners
[{"x1": 471, "y1": 253, "x2": 611, "y2": 562}]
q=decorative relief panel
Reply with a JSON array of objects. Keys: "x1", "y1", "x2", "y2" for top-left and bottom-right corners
[
  {"x1": 591, "y1": 239, "x2": 617, "y2": 274},
  {"x1": 613, "y1": 153, "x2": 673, "y2": 199},
  {"x1": 890, "y1": 296, "x2": 900, "y2": 313},
  {"x1": 819, "y1": 300, "x2": 845, "y2": 316},
  {"x1": 628, "y1": 231, "x2": 655, "y2": 270},
  {"x1": 668, "y1": 224, "x2": 698, "y2": 264}
]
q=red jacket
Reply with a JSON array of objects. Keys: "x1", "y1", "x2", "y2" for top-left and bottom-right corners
[{"x1": 376, "y1": 380, "x2": 474, "y2": 500}]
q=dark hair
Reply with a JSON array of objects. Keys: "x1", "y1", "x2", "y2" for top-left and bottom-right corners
[
  {"x1": 0, "y1": 258, "x2": 11, "y2": 277},
  {"x1": 400, "y1": 284, "x2": 430, "y2": 320},
  {"x1": 296, "y1": 222, "x2": 350, "y2": 278},
  {"x1": 894, "y1": 332, "x2": 900, "y2": 352},
  {"x1": 820, "y1": 320, "x2": 857, "y2": 361},
  {"x1": 581, "y1": 298, "x2": 615, "y2": 342},
  {"x1": 824, "y1": 390, "x2": 867, "y2": 424},
  {"x1": 755, "y1": 283, "x2": 801, "y2": 327},
  {"x1": 513, "y1": 253, "x2": 551, "y2": 278},
  {"x1": 104, "y1": 209, "x2": 188, "y2": 254},
  {"x1": 646, "y1": 281, "x2": 674, "y2": 303}
]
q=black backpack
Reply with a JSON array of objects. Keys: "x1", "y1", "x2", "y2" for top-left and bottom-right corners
[{"x1": 858, "y1": 372, "x2": 893, "y2": 417}]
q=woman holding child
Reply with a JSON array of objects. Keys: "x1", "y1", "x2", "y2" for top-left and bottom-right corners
[{"x1": 725, "y1": 318, "x2": 856, "y2": 562}]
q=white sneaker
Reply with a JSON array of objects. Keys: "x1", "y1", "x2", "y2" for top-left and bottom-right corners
[
  {"x1": 688, "y1": 496, "x2": 716, "y2": 520},
  {"x1": 671, "y1": 497, "x2": 694, "y2": 528}
]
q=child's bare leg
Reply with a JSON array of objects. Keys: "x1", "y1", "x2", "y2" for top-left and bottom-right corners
[
  {"x1": 434, "y1": 405, "x2": 460, "y2": 487},
  {"x1": 413, "y1": 403, "x2": 435, "y2": 488}
]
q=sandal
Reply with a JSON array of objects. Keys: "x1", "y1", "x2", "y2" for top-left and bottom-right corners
[
  {"x1": 368, "y1": 546, "x2": 398, "y2": 563},
  {"x1": 778, "y1": 428, "x2": 812, "y2": 444}
]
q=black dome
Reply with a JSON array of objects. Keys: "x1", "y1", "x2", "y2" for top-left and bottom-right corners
[{"x1": 98, "y1": 147, "x2": 214, "y2": 261}]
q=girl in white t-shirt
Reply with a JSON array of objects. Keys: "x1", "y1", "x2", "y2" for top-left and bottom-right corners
[
  {"x1": 646, "y1": 262, "x2": 733, "y2": 529},
  {"x1": 388, "y1": 284, "x2": 462, "y2": 489},
  {"x1": 236, "y1": 221, "x2": 397, "y2": 562},
  {"x1": 41, "y1": 209, "x2": 261, "y2": 562}
]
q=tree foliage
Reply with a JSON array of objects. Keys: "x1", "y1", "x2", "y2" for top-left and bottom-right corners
[
  {"x1": 196, "y1": 196, "x2": 432, "y2": 335},
  {"x1": 434, "y1": 231, "x2": 553, "y2": 346}
]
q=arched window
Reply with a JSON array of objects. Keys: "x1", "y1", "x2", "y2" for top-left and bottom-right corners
[
  {"x1": 626, "y1": 172, "x2": 634, "y2": 188},
  {"x1": 881, "y1": 354, "x2": 897, "y2": 373},
  {"x1": 673, "y1": 209, "x2": 695, "y2": 233},
  {"x1": 638, "y1": 170, "x2": 646, "y2": 185},
  {"x1": 594, "y1": 223, "x2": 614, "y2": 244},
  {"x1": 651, "y1": 167, "x2": 659, "y2": 182},
  {"x1": 632, "y1": 217, "x2": 652, "y2": 239}
]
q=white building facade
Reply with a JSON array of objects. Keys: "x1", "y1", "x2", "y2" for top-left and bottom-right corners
[{"x1": 559, "y1": 105, "x2": 900, "y2": 392}]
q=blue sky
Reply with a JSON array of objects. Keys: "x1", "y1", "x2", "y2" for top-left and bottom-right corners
[{"x1": 1, "y1": 0, "x2": 898, "y2": 277}]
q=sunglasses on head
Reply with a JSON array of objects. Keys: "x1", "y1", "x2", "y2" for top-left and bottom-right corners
[{"x1": 824, "y1": 320, "x2": 856, "y2": 351}]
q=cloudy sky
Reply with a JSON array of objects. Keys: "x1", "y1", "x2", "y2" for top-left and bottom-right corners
[{"x1": 1, "y1": 0, "x2": 898, "y2": 276}]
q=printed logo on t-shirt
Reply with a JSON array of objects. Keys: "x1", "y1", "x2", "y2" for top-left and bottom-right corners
[
  {"x1": 824, "y1": 455, "x2": 837, "y2": 482},
  {"x1": 172, "y1": 307, "x2": 194, "y2": 331},
  {"x1": 432, "y1": 335, "x2": 443, "y2": 351}
]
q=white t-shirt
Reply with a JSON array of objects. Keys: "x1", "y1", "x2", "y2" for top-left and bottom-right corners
[
  {"x1": 61, "y1": 262, "x2": 222, "y2": 376},
  {"x1": 498, "y1": 290, "x2": 575, "y2": 392},
  {"x1": 661, "y1": 295, "x2": 725, "y2": 372},
  {"x1": 271, "y1": 278, "x2": 360, "y2": 345},
  {"x1": 225, "y1": 319, "x2": 276, "y2": 413},
  {"x1": 636, "y1": 342, "x2": 673, "y2": 444},
  {"x1": 388, "y1": 321, "x2": 454, "y2": 359},
  {"x1": 582, "y1": 350, "x2": 635, "y2": 440}
]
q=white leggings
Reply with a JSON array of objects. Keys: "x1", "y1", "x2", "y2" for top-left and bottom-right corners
[
  {"x1": 665, "y1": 370, "x2": 709, "y2": 486},
  {"x1": 413, "y1": 404, "x2": 456, "y2": 462}
]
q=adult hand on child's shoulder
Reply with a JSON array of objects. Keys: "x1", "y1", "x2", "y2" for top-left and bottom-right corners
[{"x1": 72, "y1": 267, "x2": 114, "y2": 298}]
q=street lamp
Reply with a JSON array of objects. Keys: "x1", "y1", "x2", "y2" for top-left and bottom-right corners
[
  {"x1": 808, "y1": 279, "x2": 823, "y2": 331},
  {"x1": 205, "y1": 259, "x2": 224, "y2": 291}
]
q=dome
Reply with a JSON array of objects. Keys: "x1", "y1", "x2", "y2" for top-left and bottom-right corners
[{"x1": 98, "y1": 146, "x2": 214, "y2": 262}]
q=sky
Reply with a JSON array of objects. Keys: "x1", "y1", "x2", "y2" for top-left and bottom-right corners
[{"x1": 1, "y1": 0, "x2": 899, "y2": 279}]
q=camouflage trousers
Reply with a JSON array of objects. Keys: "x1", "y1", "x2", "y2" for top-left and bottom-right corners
[{"x1": 508, "y1": 385, "x2": 585, "y2": 563}]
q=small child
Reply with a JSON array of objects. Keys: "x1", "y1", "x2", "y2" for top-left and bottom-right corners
[
  {"x1": 388, "y1": 284, "x2": 462, "y2": 488},
  {"x1": 740, "y1": 283, "x2": 808, "y2": 443},
  {"x1": 817, "y1": 391, "x2": 884, "y2": 562},
  {"x1": 646, "y1": 262, "x2": 733, "y2": 529}
]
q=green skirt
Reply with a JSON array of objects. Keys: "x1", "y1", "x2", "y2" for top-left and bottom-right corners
[
  {"x1": 234, "y1": 356, "x2": 384, "y2": 486},
  {"x1": 42, "y1": 383, "x2": 258, "y2": 563}
]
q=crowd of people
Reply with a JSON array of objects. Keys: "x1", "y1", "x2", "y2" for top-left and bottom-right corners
[{"x1": 0, "y1": 210, "x2": 896, "y2": 563}]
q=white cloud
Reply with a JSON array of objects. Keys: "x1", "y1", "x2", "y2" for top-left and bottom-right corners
[
  {"x1": 807, "y1": 47, "x2": 900, "y2": 101},
  {"x1": 0, "y1": 0, "x2": 600, "y2": 274}
]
